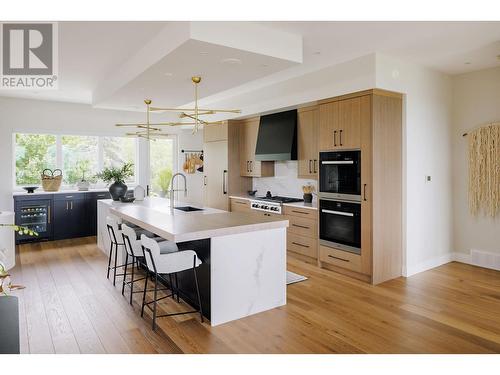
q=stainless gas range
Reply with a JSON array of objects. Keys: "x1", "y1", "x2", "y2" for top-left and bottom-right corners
[{"x1": 250, "y1": 192, "x2": 303, "y2": 215}]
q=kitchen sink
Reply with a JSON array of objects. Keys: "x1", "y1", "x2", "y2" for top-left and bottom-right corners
[{"x1": 174, "y1": 206, "x2": 204, "y2": 212}]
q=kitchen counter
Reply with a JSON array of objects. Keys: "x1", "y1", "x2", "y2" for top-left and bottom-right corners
[
  {"x1": 97, "y1": 197, "x2": 287, "y2": 326},
  {"x1": 229, "y1": 195, "x2": 318, "y2": 210},
  {"x1": 100, "y1": 197, "x2": 288, "y2": 242},
  {"x1": 13, "y1": 188, "x2": 110, "y2": 196}
]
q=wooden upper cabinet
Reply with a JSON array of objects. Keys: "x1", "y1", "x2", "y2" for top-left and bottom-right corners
[
  {"x1": 319, "y1": 96, "x2": 367, "y2": 151},
  {"x1": 337, "y1": 97, "x2": 362, "y2": 149},
  {"x1": 238, "y1": 117, "x2": 274, "y2": 177},
  {"x1": 204, "y1": 121, "x2": 228, "y2": 143},
  {"x1": 297, "y1": 106, "x2": 319, "y2": 179}
]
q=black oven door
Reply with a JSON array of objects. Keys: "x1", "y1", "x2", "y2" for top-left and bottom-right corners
[
  {"x1": 319, "y1": 199, "x2": 361, "y2": 254},
  {"x1": 319, "y1": 150, "x2": 361, "y2": 201}
]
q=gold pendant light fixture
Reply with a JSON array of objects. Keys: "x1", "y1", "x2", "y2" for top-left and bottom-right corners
[{"x1": 115, "y1": 76, "x2": 241, "y2": 138}]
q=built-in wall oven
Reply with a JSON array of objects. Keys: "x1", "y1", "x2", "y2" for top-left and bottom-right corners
[
  {"x1": 319, "y1": 150, "x2": 361, "y2": 201},
  {"x1": 319, "y1": 150, "x2": 362, "y2": 255},
  {"x1": 319, "y1": 199, "x2": 361, "y2": 254}
]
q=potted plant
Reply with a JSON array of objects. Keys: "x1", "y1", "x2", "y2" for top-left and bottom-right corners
[
  {"x1": 156, "y1": 168, "x2": 173, "y2": 198},
  {"x1": 96, "y1": 162, "x2": 134, "y2": 201}
]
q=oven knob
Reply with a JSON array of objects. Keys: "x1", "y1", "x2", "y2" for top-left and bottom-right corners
[
  {"x1": 271, "y1": 207, "x2": 278, "y2": 211},
  {"x1": 252, "y1": 203, "x2": 258, "y2": 207},
  {"x1": 263, "y1": 205, "x2": 269, "y2": 210}
]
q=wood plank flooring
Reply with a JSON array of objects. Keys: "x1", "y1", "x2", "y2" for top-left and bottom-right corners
[{"x1": 9, "y1": 237, "x2": 500, "y2": 354}]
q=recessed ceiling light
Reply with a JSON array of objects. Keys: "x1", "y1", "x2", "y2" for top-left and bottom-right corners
[
  {"x1": 261, "y1": 64, "x2": 269, "y2": 68},
  {"x1": 200, "y1": 51, "x2": 209, "y2": 56},
  {"x1": 164, "y1": 72, "x2": 173, "y2": 77},
  {"x1": 464, "y1": 62, "x2": 471, "y2": 65},
  {"x1": 313, "y1": 51, "x2": 321, "y2": 55},
  {"x1": 497, "y1": 54, "x2": 500, "y2": 61},
  {"x1": 221, "y1": 58, "x2": 242, "y2": 65}
]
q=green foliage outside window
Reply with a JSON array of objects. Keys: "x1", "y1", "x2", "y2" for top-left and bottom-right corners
[{"x1": 15, "y1": 134, "x2": 56, "y2": 185}]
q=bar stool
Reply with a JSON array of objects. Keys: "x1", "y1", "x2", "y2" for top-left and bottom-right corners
[
  {"x1": 140, "y1": 234, "x2": 204, "y2": 330},
  {"x1": 106, "y1": 215, "x2": 149, "y2": 286},
  {"x1": 121, "y1": 224, "x2": 179, "y2": 305}
]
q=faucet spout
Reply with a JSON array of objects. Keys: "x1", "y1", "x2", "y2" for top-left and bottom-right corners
[{"x1": 169, "y1": 172, "x2": 188, "y2": 208}]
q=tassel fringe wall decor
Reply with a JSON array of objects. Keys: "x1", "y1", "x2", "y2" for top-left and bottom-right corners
[{"x1": 468, "y1": 122, "x2": 500, "y2": 217}]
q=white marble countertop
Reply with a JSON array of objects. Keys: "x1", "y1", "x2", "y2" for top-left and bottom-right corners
[
  {"x1": 101, "y1": 197, "x2": 289, "y2": 243},
  {"x1": 229, "y1": 195, "x2": 318, "y2": 210}
]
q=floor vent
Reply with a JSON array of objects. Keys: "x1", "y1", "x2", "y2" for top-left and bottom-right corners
[{"x1": 470, "y1": 250, "x2": 500, "y2": 271}]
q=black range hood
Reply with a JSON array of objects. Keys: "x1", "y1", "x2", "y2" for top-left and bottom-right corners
[{"x1": 255, "y1": 109, "x2": 297, "y2": 161}]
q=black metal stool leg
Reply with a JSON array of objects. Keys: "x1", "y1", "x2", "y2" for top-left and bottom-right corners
[
  {"x1": 193, "y1": 265, "x2": 204, "y2": 323},
  {"x1": 107, "y1": 241, "x2": 113, "y2": 279},
  {"x1": 152, "y1": 274, "x2": 159, "y2": 330},
  {"x1": 129, "y1": 255, "x2": 135, "y2": 305},
  {"x1": 113, "y1": 243, "x2": 119, "y2": 286},
  {"x1": 141, "y1": 273, "x2": 149, "y2": 317},
  {"x1": 121, "y1": 252, "x2": 129, "y2": 296},
  {"x1": 175, "y1": 273, "x2": 180, "y2": 303}
]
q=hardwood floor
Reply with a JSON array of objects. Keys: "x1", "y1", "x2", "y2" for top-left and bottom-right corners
[{"x1": 10, "y1": 237, "x2": 500, "y2": 354}]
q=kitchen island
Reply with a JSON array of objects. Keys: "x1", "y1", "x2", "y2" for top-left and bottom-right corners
[{"x1": 97, "y1": 197, "x2": 288, "y2": 326}]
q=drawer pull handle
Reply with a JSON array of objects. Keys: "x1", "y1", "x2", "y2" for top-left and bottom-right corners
[
  {"x1": 97, "y1": 194, "x2": 106, "y2": 198},
  {"x1": 65, "y1": 195, "x2": 74, "y2": 198},
  {"x1": 292, "y1": 210, "x2": 310, "y2": 215},
  {"x1": 235, "y1": 201, "x2": 246, "y2": 205},
  {"x1": 292, "y1": 242, "x2": 310, "y2": 248},
  {"x1": 328, "y1": 255, "x2": 349, "y2": 262},
  {"x1": 292, "y1": 223, "x2": 310, "y2": 229}
]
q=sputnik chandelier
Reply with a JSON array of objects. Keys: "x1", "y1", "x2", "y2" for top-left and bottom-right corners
[{"x1": 115, "y1": 76, "x2": 241, "y2": 139}]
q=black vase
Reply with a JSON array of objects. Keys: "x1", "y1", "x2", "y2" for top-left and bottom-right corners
[{"x1": 109, "y1": 181, "x2": 127, "y2": 201}]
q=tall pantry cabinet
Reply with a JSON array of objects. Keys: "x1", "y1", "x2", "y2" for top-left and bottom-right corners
[{"x1": 318, "y1": 89, "x2": 403, "y2": 285}]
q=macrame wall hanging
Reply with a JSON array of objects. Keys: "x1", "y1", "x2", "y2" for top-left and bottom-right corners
[{"x1": 467, "y1": 122, "x2": 500, "y2": 217}]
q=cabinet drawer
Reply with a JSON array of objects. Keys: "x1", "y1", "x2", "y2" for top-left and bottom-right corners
[
  {"x1": 288, "y1": 215, "x2": 317, "y2": 238},
  {"x1": 319, "y1": 245, "x2": 362, "y2": 273},
  {"x1": 287, "y1": 233, "x2": 317, "y2": 259},
  {"x1": 230, "y1": 198, "x2": 250, "y2": 212},
  {"x1": 283, "y1": 205, "x2": 318, "y2": 219},
  {"x1": 54, "y1": 193, "x2": 85, "y2": 201}
]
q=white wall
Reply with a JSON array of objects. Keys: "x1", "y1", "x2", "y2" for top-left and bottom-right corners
[
  {"x1": 375, "y1": 54, "x2": 454, "y2": 276},
  {"x1": 452, "y1": 66, "x2": 500, "y2": 257},
  {"x1": 0, "y1": 97, "x2": 204, "y2": 210},
  {"x1": 177, "y1": 129, "x2": 204, "y2": 205}
]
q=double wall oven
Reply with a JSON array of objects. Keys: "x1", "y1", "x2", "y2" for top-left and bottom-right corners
[{"x1": 319, "y1": 150, "x2": 362, "y2": 255}]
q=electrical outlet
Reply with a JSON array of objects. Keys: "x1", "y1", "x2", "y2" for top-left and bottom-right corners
[{"x1": 425, "y1": 175, "x2": 432, "y2": 182}]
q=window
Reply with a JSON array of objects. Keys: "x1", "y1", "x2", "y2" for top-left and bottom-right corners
[
  {"x1": 14, "y1": 133, "x2": 138, "y2": 189},
  {"x1": 150, "y1": 138, "x2": 175, "y2": 197},
  {"x1": 62, "y1": 135, "x2": 98, "y2": 185},
  {"x1": 102, "y1": 137, "x2": 136, "y2": 183},
  {"x1": 15, "y1": 134, "x2": 57, "y2": 186}
]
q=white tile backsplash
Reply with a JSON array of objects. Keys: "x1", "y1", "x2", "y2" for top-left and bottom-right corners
[{"x1": 252, "y1": 161, "x2": 317, "y2": 199}]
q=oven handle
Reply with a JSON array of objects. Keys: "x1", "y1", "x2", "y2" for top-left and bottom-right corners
[
  {"x1": 321, "y1": 160, "x2": 354, "y2": 165},
  {"x1": 321, "y1": 209, "x2": 354, "y2": 217}
]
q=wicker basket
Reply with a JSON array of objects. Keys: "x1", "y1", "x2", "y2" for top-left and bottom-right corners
[{"x1": 41, "y1": 169, "x2": 63, "y2": 192}]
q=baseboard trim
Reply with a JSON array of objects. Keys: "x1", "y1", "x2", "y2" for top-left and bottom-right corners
[
  {"x1": 405, "y1": 251, "x2": 499, "y2": 277},
  {"x1": 405, "y1": 253, "x2": 454, "y2": 277}
]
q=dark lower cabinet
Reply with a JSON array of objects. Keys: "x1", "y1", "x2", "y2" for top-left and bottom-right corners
[
  {"x1": 14, "y1": 189, "x2": 130, "y2": 243},
  {"x1": 53, "y1": 194, "x2": 87, "y2": 240}
]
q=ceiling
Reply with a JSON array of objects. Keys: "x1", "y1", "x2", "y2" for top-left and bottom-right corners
[{"x1": 1, "y1": 21, "x2": 499, "y2": 113}]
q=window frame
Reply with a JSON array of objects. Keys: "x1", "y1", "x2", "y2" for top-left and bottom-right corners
[{"x1": 12, "y1": 131, "x2": 140, "y2": 191}]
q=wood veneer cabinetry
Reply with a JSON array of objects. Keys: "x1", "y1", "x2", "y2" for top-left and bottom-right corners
[
  {"x1": 318, "y1": 89, "x2": 403, "y2": 285},
  {"x1": 283, "y1": 205, "x2": 318, "y2": 263},
  {"x1": 319, "y1": 96, "x2": 363, "y2": 151},
  {"x1": 203, "y1": 122, "x2": 252, "y2": 210},
  {"x1": 237, "y1": 117, "x2": 274, "y2": 177},
  {"x1": 297, "y1": 106, "x2": 319, "y2": 178}
]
